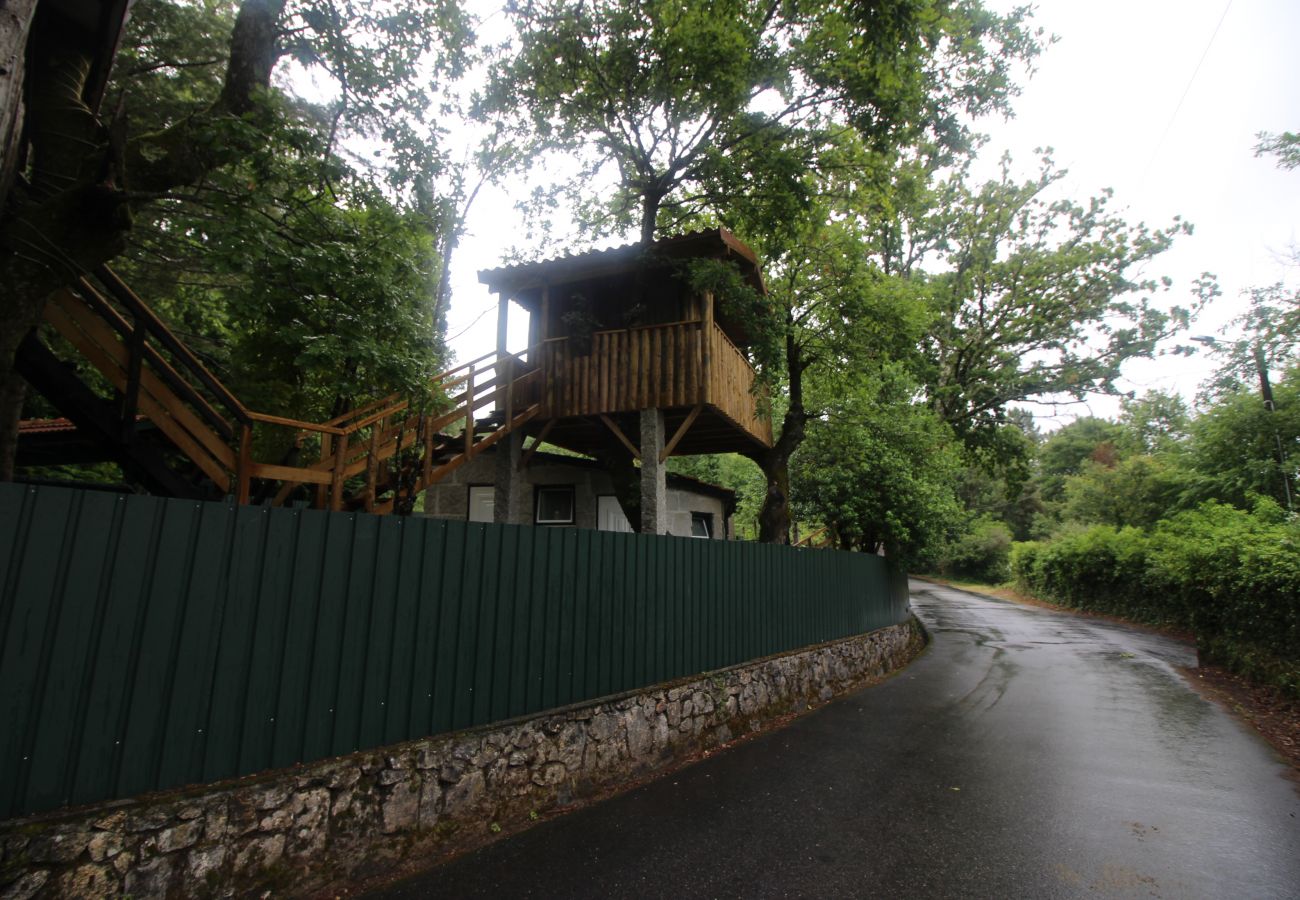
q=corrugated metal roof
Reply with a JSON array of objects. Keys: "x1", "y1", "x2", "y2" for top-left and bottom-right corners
[
  {"x1": 477, "y1": 228, "x2": 765, "y2": 299},
  {"x1": 18, "y1": 418, "x2": 79, "y2": 435}
]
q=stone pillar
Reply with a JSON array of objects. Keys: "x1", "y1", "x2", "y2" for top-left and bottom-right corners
[
  {"x1": 639, "y1": 408, "x2": 667, "y2": 534},
  {"x1": 494, "y1": 431, "x2": 528, "y2": 524}
]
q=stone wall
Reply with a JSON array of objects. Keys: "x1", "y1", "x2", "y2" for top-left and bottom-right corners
[{"x1": 0, "y1": 620, "x2": 923, "y2": 900}]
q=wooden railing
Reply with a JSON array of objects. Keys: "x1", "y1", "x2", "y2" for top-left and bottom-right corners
[
  {"x1": 709, "y1": 324, "x2": 772, "y2": 445},
  {"x1": 38, "y1": 269, "x2": 541, "y2": 513},
  {"x1": 540, "y1": 319, "x2": 772, "y2": 447}
]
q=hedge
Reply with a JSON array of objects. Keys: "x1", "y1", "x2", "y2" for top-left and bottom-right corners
[{"x1": 1011, "y1": 500, "x2": 1300, "y2": 698}]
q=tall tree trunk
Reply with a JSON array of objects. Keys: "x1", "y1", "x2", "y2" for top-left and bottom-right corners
[
  {"x1": 639, "y1": 184, "x2": 664, "y2": 246},
  {"x1": 755, "y1": 329, "x2": 808, "y2": 544}
]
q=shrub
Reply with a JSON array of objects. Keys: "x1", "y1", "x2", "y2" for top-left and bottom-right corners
[
  {"x1": 1012, "y1": 499, "x2": 1300, "y2": 698},
  {"x1": 940, "y1": 516, "x2": 1013, "y2": 583}
]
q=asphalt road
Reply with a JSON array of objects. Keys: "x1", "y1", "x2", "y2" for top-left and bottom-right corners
[{"x1": 369, "y1": 580, "x2": 1300, "y2": 899}]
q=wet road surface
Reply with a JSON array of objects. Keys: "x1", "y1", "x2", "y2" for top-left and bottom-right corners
[{"x1": 369, "y1": 580, "x2": 1300, "y2": 899}]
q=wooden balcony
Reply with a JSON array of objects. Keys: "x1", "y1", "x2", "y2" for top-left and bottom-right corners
[{"x1": 528, "y1": 319, "x2": 772, "y2": 456}]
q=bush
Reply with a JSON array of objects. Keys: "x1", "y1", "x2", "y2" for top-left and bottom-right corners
[
  {"x1": 940, "y1": 516, "x2": 1013, "y2": 583},
  {"x1": 1011, "y1": 499, "x2": 1300, "y2": 698}
]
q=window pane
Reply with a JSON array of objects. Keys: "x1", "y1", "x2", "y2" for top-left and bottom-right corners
[
  {"x1": 468, "y1": 486, "x2": 494, "y2": 523},
  {"x1": 537, "y1": 487, "x2": 574, "y2": 523},
  {"x1": 691, "y1": 512, "x2": 712, "y2": 538}
]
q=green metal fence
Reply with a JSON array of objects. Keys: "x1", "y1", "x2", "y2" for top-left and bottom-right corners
[{"x1": 0, "y1": 484, "x2": 909, "y2": 819}]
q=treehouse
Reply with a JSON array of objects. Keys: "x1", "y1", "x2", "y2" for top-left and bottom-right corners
[
  {"x1": 474, "y1": 228, "x2": 774, "y2": 534},
  {"x1": 479, "y1": 228, "x2": 773, "y2": 456},
  {"x1": 13, "y1": 231, "x2": 771, "y2": 526}
]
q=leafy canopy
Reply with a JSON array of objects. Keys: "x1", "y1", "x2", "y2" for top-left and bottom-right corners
[{"x1": 485, "y1": 0, "x2": 1043, "y2": 242}]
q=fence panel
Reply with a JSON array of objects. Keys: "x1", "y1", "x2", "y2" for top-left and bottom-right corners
[{"x1": 0, "y1": 484, "x2": 910, "y2": 819}]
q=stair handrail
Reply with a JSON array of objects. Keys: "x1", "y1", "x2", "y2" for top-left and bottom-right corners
[{"x1": 93, "y1": 266, "x2": 252, "y2": 426}]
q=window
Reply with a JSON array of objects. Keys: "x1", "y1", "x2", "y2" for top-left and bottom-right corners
[
  {"x1": 690, "y1": 512, "x2": 713, "y2": 539},
  {"x1": 468, "y1": 485, "x2": 494, "y2": 523},
  {"x1": 535, "y1": 486, "x2": 575, "y2": 525}
]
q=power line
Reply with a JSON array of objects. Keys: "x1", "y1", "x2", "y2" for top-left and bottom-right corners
[{"x1": 1139, "y1": 0, "x2": 1236, "y2": 187}]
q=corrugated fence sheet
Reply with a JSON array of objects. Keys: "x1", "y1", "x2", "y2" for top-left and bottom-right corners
[{"x1": 0, "y1": 484, "x2": 910, "y2": 819}]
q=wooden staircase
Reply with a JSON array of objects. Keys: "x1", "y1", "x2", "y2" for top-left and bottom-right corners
[{"x1": 16, "y1": 267, "x2": 542, "y2": 514}]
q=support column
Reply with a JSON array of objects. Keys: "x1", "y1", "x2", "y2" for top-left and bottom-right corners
[
  {"x1": 494, "y1": 430, "x2": 528, "y2": 524},
  {"x1": 639, "y1": 408, "x2": 667, "y2": 534}
]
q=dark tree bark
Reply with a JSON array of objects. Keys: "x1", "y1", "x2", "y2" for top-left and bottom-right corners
[
  {"x1": 0, "y1": 0, "x2": 287, "y2": 480},
  {"x1": 754, "y1": 327, "x2": 809, "y2": 544}
]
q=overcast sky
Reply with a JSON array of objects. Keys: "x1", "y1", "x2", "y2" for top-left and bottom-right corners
[{"x1": 442, "y1": 0, "x2": 1300, "y2": 425}]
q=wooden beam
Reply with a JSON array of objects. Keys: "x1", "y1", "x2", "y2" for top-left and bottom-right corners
[
  {"x1": 599, "y1": 413, "x2": 640, "y2": 460},
  {"x1": 701, "y1": 290, "x2": 714, "y2": 404},
  {"x1": 660, "y1": 404, "x2": 703, "y2": 462},
  {"x1": 235, "y1": 423, "x2": 253, "y2": 504},
  {"x1": 518, "y1": 418, "x2": 556, "y2": 470}
]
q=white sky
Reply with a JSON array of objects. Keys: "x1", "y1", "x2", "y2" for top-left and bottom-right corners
[{"x1": 441, "y1": 0, "x2": 1300, "y2": 427}]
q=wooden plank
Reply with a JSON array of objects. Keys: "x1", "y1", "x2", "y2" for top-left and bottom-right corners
[
  {"x1": 52, "y1": 292, "x2": 237, "y2": 470},
  {"x1": 320, "y1": 392, "x2": 402, "y2": 428},
  {"x1": 464, "y1": 365, "x2": 475, "y2": 458},
  {"x1": 702, "y1": 292, "x2": 714, "y2": 405},
  {"x1": 315, "y1": 435, "x2": 332, "y2": 508},
  {"x1": 93, "y1": 268, "x2": 250, "y2": 423},
  {"x1": 364, "y1": 418, "x2": 383, "y2": 513},
  {"x1": 624, "y1": 329, "x2": 634, "y2": 408},
  {"x1": 421, "y1": 416, "x2": 433, "y2": 486},
  {"x1": 245, "y1": 411, "x2": 344, "y2": 436},
  {"x1": 519, "y1": 418, "x2": 556, "y2": 471},
  {"x1": 235, "y1": 424, "x2": 253, "y2": 505},
  {"x1": 660, "y1": 404, "x2": 702, "y2": 462},
  {"x1": 649, "y1": 327, "x2": 660, "y2": 408},
  {"x1": 121, "y1": 314, "x2": 145, "y2": 442},
  {"x1": 599, "y1": 414, "x2": 640, "y2": 460},
  {"x1": 44, "y1": 298, "x2": 233, "y2": 490},
  {"x1": 329, "y1": 434, "x2": 348, "y2": 511},
  {"x1": 75, "y1": 283, "x2": 234, "y2": 440},
  {"x1": 424, "y1": 402, "x2": 471, "y2": 436},
  {"x1": 667, "y1": 325, "x2": 678, "y2": 406},
  {"x1": 340, "y1": 398, "x2": 410, "y2": 436}
]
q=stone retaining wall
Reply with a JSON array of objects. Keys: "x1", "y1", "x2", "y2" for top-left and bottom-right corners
[{"x1": 0, "y1": 619, "x2": 923, "y2": 899}]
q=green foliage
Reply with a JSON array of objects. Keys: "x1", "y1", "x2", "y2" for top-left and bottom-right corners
[
  {"x1": 486, "y1": 0, "x2": 1043, "y2": 243},
  {"x1": 211, "y1": 187, "x2": 443, "y2": 419},
  {"x1": 680, "y1": 257, "x2": 783, "y2": 379},
  {"x1": 1186, "y1": 364, "x2": 1299, "y2": 509},
  {"x1": 937, "y1": 515, "x2": 1012, "y2": 583},
  {"x1": 103, "y1": 0, "x2": 454, "y2": 429},
  {"x1": 1117, "y1": 390, "x2": 1191, "y2": 456},
  {"x1": 1255, "y1": 130, "x2": 1300, "y2": 170},
  {"x1": 915, "y1": 157, "x2": 1193, "y2": 451},
  {"x1": 1060, "y1": 455, "x2": 1195, "y2": 530},
  {"x1": 1035, "y1": 417, "x2": 1126, "y2": 503},
  {"x1": 791, "y1": 367, "x2": 962, "y2": 561}
]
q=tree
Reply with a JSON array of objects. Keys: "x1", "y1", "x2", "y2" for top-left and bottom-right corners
[
  {"x1": 1255, "y1": 130, "x2": 1300, "y2": 170},
  {"x1": 1117, "y1": 390, "x2": 1190, "y2": 456},
  {"x1": 912, "y1": 156, "x2": 1192, "y2": 455},
  {"x1": 790, "y1": 364, "x2": 962, "y2": 559},
  {"x1": 484, "y1": 0, "x2": 1042, "y2": 544},
  {"x1": 1061, "y1": 455, "x2": 1194, "y2": 530},
  {"x1": 487, "y1": 0, "x2": 1042, "y2": 245},
  {"x1": 0, "y1": 0, "x2": 470, "y2": 478},
  {"x1": 1035, "y1": 416, "x2": 1126, "y2": 504},
  {"x1": 1187, "y1": 363, "x2": 1299, "y2": 511}
]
